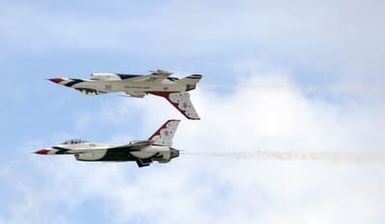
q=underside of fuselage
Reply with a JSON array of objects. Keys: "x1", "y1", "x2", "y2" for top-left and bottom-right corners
[
  {"x1": 74, "y1": 150, "x2": 179, "y2": 167},
  {"x1": 77, "y1": 150, "x2": 162, "y2": 162},
  {"x1": 69, "y1": 78, "x2": 186, "y2": 94},
  {"x1": 74, "y1": 147, "x2": 179, "y2": 164}
]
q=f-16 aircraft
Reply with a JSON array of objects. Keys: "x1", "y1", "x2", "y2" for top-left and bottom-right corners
[
  {"x1": 34, "y1": 120, "x2": 181, "y2": 167},
  {"x1": 48, "y1": 70, "x2": 202, "y2": 120}
]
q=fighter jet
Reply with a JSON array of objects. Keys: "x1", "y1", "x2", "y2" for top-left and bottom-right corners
[
  {"x1": 34, "y1": 120, "x2": 181, "y2": 167},
  {"x1": 48, "y1": 70, "x2": 202, "y2": 120}
]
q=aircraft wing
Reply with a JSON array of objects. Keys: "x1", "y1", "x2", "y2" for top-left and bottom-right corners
[
  {"x1": 124, "y1": 71, "x2": 171, "y2": 83},
  {"x1": 147, "y1": 91, "x2": 200, "y2": 120},
  {"x1": 107, "y1": 141, "x2": 154, "y2": 168},
  {"x1": 109, "y1": 141, "x2": 159, "y2": 167},
  {"x1": 109, "y1": 140, "x2": 154, "y2": 151}
]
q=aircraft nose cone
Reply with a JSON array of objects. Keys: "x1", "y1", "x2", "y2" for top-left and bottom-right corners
[
  {"x1": 48, "y1": 78, "x2": 64, "y2": 84},
  {"x1": 34, "y1": 149, "x2": 49, "y2": 155}
]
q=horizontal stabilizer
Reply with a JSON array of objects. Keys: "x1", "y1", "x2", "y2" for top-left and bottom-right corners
[{"x1": 175, "y1": 74, "x2": 202, "y2": 91}]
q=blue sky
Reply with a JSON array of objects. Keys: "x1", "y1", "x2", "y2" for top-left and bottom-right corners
[{"x1": 1, "y1": 0, "x2": 385, "y2": 223}]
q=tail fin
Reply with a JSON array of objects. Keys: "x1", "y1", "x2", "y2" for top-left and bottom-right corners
[
  {"x1": 147, "y1": 91, "x2": 200, "y2": 120},
  {"x1": 148, "y1": 120, "x2": 181, "y2": 146},
  {"x1": 175, "y1": 74, "x2": 202, "y2": 91}
]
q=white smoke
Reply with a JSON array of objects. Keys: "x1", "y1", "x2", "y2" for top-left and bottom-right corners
[{"x1": 183, "y1": 150, "x2": 385, "y2": 163}]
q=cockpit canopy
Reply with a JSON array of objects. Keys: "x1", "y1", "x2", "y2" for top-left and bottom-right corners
[{"x1": 62, "y1": 139, "x2": 89, "y2": 145}]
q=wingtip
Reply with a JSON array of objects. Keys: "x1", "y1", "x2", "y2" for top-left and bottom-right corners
[
  {"x1": 167, "y1": 119, "x2": 181, "y2": 122},
  {"x1": 188, "y1": 74, "x2": 203, "y2": 79},
  {"x1": 189, "y1": 117, "x2": 201, "y2": 120}
]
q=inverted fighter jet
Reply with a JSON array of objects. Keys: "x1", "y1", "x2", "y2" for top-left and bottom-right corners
[
  {"x1": 34, "y1": 120, "x2": 181, "y2": 167},
  {"x1": 49, "y1": 70, "x2": 202, "y2": 120}
]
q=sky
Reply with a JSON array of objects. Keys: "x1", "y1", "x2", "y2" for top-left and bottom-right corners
[{"x1": 1, "y1": 0, "x2": 385, "y2": 223}]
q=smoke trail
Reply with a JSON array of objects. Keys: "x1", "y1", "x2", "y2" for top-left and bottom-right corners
[
  {"x1": 182, "y1": 150, "x2": 385, "y2": 163},
  {"x1": 202, "y1": 83, "x2": 385, "y2": 94}
]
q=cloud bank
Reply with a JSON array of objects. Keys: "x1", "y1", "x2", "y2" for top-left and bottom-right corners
[
  {"x1": 1, "y1": 0, "x2": 385, "y2": 223},
  {"x1": 2, "y1": 68, "x2": 385, "y2": 224}
]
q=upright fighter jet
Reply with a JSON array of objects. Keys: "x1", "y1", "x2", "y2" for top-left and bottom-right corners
[
  {"x1": 48, "y1": 70, "x2": 202, "y2": 120},
  {"x1": 34, "y1": 120, "x2": 181, "y2": 167}
]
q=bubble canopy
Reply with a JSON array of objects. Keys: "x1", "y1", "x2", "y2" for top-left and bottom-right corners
[{"x1": 62, "y1": 139, "x2": 89, "y2": 145}]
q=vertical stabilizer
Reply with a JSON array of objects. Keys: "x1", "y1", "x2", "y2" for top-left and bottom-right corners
[
  {"x1": 148, "y1": 120, "x2": 181, "y2": 146},
  {"x1": 147, "y1": 92, "x2": 200, "y2": 120}
]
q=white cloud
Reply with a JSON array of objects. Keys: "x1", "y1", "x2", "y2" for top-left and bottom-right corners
[
  {"x1": 1, "y1": 0, "x2": 385, "y2": 223},
  {"x1": 3, "y1": 67, "x2": 385, "y2": 224}
]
